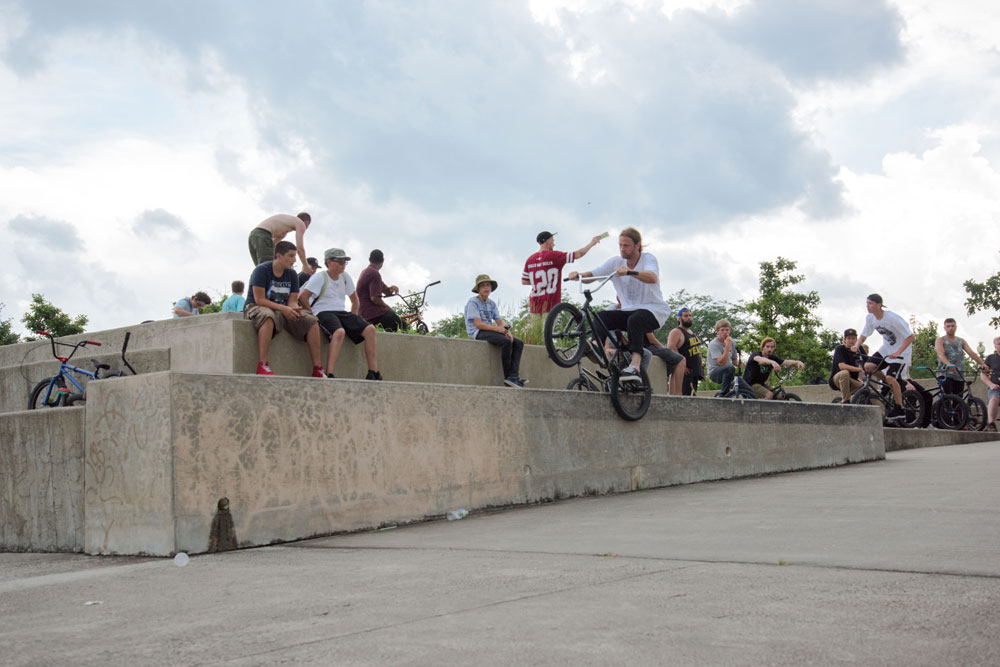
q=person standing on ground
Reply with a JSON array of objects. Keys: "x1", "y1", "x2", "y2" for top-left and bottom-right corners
[
  {"x1": 356, "y1": 249, "x2": 405, "y2": 332},
  {"x1": 465, "y1": 274, "x2": 526, "y2": 388},
  {"x1": 935, "y1": 317, "x2": 987, "y2": 396},
  {"x1": 979, "y1": 336, "x2": 1000, "y2": 432},
  {"x1": 522, "y1": 231, "x2": 603, "y2": 316},
  {"x1": 173, "y1": 291, "x2": 211, "y2": 318},
  {"x1": 667, "y1": 308, "x2": 705, "y2": 396},
  {"x1": 249, "y1": 212, "x2": 314, "y2": 276},
  {"x1": 299, "y1": 248, "x2": 382, "y2": 380},
  {"x1": 221, "y1": 281, "x2": 245, "y2": 313},
  {"x1": 244, "y1": 241, "x2": 324, "y2": 377},
  {"x1": 830, "y1": 328, "x2": 865, "y2": 403},
  {"x1": 852, "y1": 293, "x2": 911, "y2": 423}
]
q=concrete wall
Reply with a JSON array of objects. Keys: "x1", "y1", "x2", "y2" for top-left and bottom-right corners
[
  {"x1": 884, "y1": 429, "x2": 1000, "y2": 452},
  {"x1": 83, "y1": 372, "x2": 884, "y2": 556},
  {"x1": 0, "y1": 407, "x2": 85, "y2": 552}
]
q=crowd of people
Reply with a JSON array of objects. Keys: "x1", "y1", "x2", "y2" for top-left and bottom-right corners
[{"x1": 170, "y1": 214, "x2": 1000, "y2": 429}]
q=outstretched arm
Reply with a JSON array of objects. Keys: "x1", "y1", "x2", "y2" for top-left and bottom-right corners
[{"x1": 572, "y1": 235, "x2": 603, "y2": 260}]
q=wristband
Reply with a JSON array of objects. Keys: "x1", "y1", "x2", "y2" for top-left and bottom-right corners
[{"x1": 627, "y1": 270, "x2": 637, "y2": 276}]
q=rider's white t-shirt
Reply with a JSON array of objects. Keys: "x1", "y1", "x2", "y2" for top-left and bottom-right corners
[
  {"x1": 861, "y1": 309, "x2": 913, "y2": 364},
  {"x1": 588, "y1": 252, "x2": 670, "y2": 327}
]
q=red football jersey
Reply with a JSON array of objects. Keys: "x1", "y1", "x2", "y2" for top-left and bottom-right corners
[{"x1": 522, "y1": 250, "x2": 573, "y2": 314}]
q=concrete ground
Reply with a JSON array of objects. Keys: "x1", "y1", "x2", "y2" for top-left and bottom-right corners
[{"x1": 2, "y1": 443, "x2": 998, "y2": 667}]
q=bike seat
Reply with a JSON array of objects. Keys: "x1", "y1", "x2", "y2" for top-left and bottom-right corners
[{"x1": 92, "y1": 361, "x2": 111, "y2": 371}]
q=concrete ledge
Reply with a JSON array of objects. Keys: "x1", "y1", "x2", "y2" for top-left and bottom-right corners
[
  {"x1": 0, "y1": 407, "x2": 85, "y2": 552},
  {"x1": 884, "y1": 429, "x2": 1000, "y2": 452},
  {"x1": 82, "y1": 372, "x2": 884, "y2": 556}
]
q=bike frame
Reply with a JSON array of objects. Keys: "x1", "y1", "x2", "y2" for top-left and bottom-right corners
[
  {"x1": 573, "y1": 275, "x2": 631, "y2": 374},
  {"x1": 35, "y1": 332, "x2": 102, "y2": 405}
]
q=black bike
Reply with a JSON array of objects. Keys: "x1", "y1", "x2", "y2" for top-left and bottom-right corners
[
  {"x1": 850, "y1": 354, "x2": 925, "y2": 428},
  {"x1": 544, "y1": 275, "x2": 652, "y2": 421},
  {"x1": 911, "y1": 366, "x2": 970, "y2": 430}
]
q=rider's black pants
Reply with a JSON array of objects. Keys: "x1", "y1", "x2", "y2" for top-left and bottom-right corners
[{"x1": 596, "y1": 308, "x2": 658, "y2": 355}]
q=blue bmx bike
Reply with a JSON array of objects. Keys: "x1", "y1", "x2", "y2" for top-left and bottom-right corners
[{"x1": 28, "y1": 331, "x2": 136, "y2": 409}]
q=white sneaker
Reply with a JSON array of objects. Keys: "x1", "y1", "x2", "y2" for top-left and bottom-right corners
[{"x1": 619, "y1": 367, "x2": 641, "y2": 383}]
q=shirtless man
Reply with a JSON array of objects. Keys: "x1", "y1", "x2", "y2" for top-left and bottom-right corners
[{"x1": 249, "y1": 212, "x2": 314, "y2": 276}]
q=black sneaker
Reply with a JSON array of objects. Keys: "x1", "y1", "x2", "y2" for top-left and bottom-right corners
[
  {"x1": 504, "y1": 376, "x2": 522, "y2": 388},
  {"x1": 366, "y1": 370, "x2": 383, "y2": 381},
  {"x1": 619, "y1": 367, "x2": 641, "y2": 384},
  {"x1": 326, "y1": 372, "x2": 336, "y2": 378},
  {"x1": 886, "y1": 405, "x2": 905, "y2": 422}
]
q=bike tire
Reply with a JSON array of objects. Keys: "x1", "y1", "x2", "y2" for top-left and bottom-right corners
[
  {"x1": 934, "y1": 394, "x2": 968, "y2": 430},
  {"x1": 415, "y1": 321, "x2": 429, "y2": 335},
  {"x1": 543, "y1": 302, "x2": 586, "y2": 368},
  {"x1": 567, "y1": 377, "x2": 597, "y2": 392},
  {"x1": 901, "y1": 389, "x2": 926, "y2": 429},
  {"x1": 28, "y1": 376, "x2": 66, "y2": 409},
  {"x1": 783, "y1": 393, "x2": 802, "y2": 402},
  {"x1": 609, "y1": 367, "x2": 652, "y2": 421},
  {"x1": 849, "y1": 388, "x2": 876, "y2": 407},
  {"x1": 966, "y1": 397, "x2": 987, "y2": 431}
]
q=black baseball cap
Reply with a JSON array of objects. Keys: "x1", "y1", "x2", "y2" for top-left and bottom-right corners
[
  {"x1": 866, "y1": 293, "x2": 884, "y2": 305},
  {"x1": 536, "y1": 231, "x2": 557, "y2": 244}
]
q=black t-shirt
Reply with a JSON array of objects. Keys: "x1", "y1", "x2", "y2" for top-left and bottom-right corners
[
  {"x1": 829, "y1": 345, "x2": 861, "y2": 389},
  {"x1": 744, "y1": 351, "x2": 783, "y2": 386},
  {"x1": 985, "y1": 353, "x2": 1000, "y2": 386},
  {"x1": 246, "y1": 261, "x2": 299, "y2": 307}
]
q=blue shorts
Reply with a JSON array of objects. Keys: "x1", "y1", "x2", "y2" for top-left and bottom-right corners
[{"x1": 988, "y1": 388, "x2": 1000, "y2": 401}]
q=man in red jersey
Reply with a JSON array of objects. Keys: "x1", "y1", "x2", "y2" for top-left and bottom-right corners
[{"x1": 521, "y1": 230, "x2": 604, "y2": 315}]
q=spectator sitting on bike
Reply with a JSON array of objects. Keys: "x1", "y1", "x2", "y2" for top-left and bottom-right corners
[
  {"x1": 465, "y1": 274, "x2": 526, "y2": 388},
  {"x1": 707, "y1": 319, "x2": 751, "y2": 397},
  {"x1": 935, "y1": 317, "x2": 987, "y2": 396},
  {"x1": 979, "y1": 335, "x2": 1000, "y2": 432},
  {"x1": 829, "y1": 328, "x2": 865, "y2": 403},
  {"x1": 221, "y1": 281, "x2": 245, "y2": 313},
  {"x1": 244, "y1": 240, "x2": 324, "y2": 377},
  {"x1": 299, "y1": 248, "x2": 383, "y2": 380},
  {"x1": 356, "y1": 249, "x2": 405, "y2": 332},
  {"x1": 644, "y1": 331, "x2": 685, "y2": 395},
  {"x1": 522, "y1": 230, "x2": 603, "y2": 317},
  {"x1": 853, "y1": 293, "x2": 912, "y2": 423},
  {"x1": 743, "y1": 337, "x2": 805, "y2": 400},
  {"x1": 668, "y1": 308, "x2": 705, "y2": 396},
  {"x1": 173, "y1": 291, "x2": 211, "y2": 318},
  {"x1": 566, "y1": 227, "x2": 670, "y2": 385}
]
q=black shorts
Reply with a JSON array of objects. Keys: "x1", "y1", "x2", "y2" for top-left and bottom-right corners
[
  {"x1": 869, "y1": 352, "x2": 905, "y2": 378},
  {"x1": 317, "y1": 311, "x2": 371, "y2": 344}
]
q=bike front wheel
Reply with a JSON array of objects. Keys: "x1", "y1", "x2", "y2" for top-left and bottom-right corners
[
  {"x1": 901, "y1": 389, "x2": 926, "y2": 429},
  {"x1": 783, "y1": 392, "x2": 802, "y2": 402},
  {"x1": 544, "y1": 303, "x2": 586, "y2": 368},
  {"x1": 966, "y1": 397, "x2": 987, "y2": 431},
  {"x1": 415, "y1": 321, "x2": 429, "y2": 335},
  {"x1": 29, "y1": 376, "x2": 66, "y2": 409},
  {"x1": 849, "y1": 388, "x2": 876, "y2": 407},
  {"x1": 609, "y1": 368, "x2": 652, "y2": 421},
  {"x1": 933, "y1": 394, "x2": 968, "y2": 430}
]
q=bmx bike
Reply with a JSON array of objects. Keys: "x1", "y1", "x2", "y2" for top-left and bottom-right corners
[
  {"x1": 28, "y1": 331, "x2": 136, "y2": 409},
  {"x1": 543, "y1": 274, "x2": 652, "y2": 421},
  {"x1": 390, "y1": 280, "x2": 440, "y2": 334},
  {"x1": 849, "y1": 354, "x2": 925, "y2": 428}
]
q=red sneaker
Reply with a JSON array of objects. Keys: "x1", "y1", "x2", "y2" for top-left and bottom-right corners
[
  {"x1": 312, "y1": 365, "x2": 326, "y2": 378},
  {"x1": 256, "y1": 362, "x2": 275, "y2": 376}
]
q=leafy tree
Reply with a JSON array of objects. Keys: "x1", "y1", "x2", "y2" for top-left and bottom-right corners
[
  {"x1": 21, "y1": 294, "x2": 88, "y2": 339},
  {"x1": 0, "y1": 302, "x2": 20, "y2": 346},
  {"x1": 907, "y1": 319, "x2": 939, "y2": 379},
  {"x1": 743, "y1": 257, "x2": 836, "y2": 384},
  {"x1": 964, "y1": 272, "x2": 1000, "y2": 327},
  {"x1": 660, "y1": 289, "x2": 749, "y2": 346},
  {"x1": 430, "y1": 313, "x2": 469, "y2": 338}
]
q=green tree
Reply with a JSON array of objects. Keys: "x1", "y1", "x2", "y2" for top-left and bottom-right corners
[
  {"x1": 964, "y1": 272, "x2": 1000, "y2": 327},
  {"x1": 660, "y1": 289, "x2": 749, "y2": 346},
  {"x1": 21, "y1": 294, "x2": 88, "y2": 339},
  {"x1": 430, "y1": 313, "x2": 469, "y2": 338},
  {"x1": 0, "y1": 302, "x2": 20, "y2": 346},
  {"x1": 907, "y1": 319, "x2": 939, "y2": 379},
  {"x1": 744, "y1": 257, "x2": 835, "y2": 383}
]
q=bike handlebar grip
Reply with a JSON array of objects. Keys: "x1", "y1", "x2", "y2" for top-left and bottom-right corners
[
  {"x1": 37, "y1": 331, "x2": 49, "y2": 336},
  {"x1": 428, "y1": 281, "x2": 441, "y2": 286},
  {"x1": 86, "y1": 340, "x2": 102, "y2": 346}
]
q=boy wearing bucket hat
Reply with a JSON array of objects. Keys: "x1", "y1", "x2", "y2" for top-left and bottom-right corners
[{"x1": 465, "y1": 274, "x2": 527, "y2": 388}]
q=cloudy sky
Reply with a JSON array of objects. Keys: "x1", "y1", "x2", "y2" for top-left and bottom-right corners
[{"x1": 2, "y1": 0, "x2": 998, "y2": 347}]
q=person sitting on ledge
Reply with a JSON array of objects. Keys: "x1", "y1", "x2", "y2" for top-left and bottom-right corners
[
  {"x1": 829, "y1": 328, "x2": 865, "y2": 403},
  {"x1": 299, "y1": 248, "x2": 382, "y2": 380},
  {"x1": 707, "y1": 319, "x2": 751, "y2": 397},
  {"x1": 221, "y1": 281, "x2": 245, "y2": 313},
  {"x1": 173, "y1": 291, "x2": 211, "y2": 318},
  {"x1": 742, "y1": 337, "x2": 805, "y2": 400},
  {"x1": 244, "y1": 240, "x2": 325, "y2": 377},
  {"x1": 465, "y1": 273, "x2": 526, "y2": 388}
]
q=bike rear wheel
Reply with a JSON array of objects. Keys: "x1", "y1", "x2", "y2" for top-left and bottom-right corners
[
  {"x1": 849, "y1": 388, "x2": 876, "y2": 407},
  {"x1": 966, "y1": 397, "x2": 987, "y2": 431},
  {"x1": 29, "y1": 376, "x2": 66, "y2": 409},
  {"x1": 415, "y1": 321, "x2": 429, "y2": 335},
  {"x1": 901, "y1": 389, "x2": 926, "y2": 429},
  {"x1": 609, "y1": 368, "x2": 652, "y2": 420},
  {"x1": 783, "y1": 392, "x2": 802, "y2": 402},
  {"x1": 933, "y1": 394, "x2": 968, "y2": 430},
  {"x1": 544, "y1": 303, "x2": 586, "y2": 368},
  {"x1": 567, "y1": 377, "x2": 598, "y2": 392}
]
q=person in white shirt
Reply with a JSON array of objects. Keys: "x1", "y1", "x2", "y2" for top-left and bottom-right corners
[
  {"x1": 299, "y1": 248, "x2": 381, "y2": 380},
  {"x1": 852, "y1": 293, "x2": 912, "y2": 422},
  {"x1": 566, "y1": 227, "x2": 669, "y2": 384}
]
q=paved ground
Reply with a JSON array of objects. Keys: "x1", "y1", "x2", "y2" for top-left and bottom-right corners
[{"x1": 2, "y1": 443, "x2": 999, "y2": 666}]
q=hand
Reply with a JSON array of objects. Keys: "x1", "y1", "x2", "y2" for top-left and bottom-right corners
[
  {"x1": 566, "y1": 271, "x2": 580, "y2": 281},
  {"x1": 591, "y1": 235, "x2": 602, "y2": 246},
  {"x1": 615, "y1": 265, "x2": 630, "y2": 277},
  {"x1": 303, "y1": 264, "x2": 316, "y2": 276},
  {"x1": 797, "y1": 361, "x2": 806, "y2": 370},
  {"x1": 390, "y1": 285, "x2": 399, "y2": 295},
  {"x1": 283, "y1": 305, "x2": 302, "y2": 320},
  {"x1": 850, "y1": 344, "x2": 859, "y2": 353},
  {"x1": 888, "y1": 351, "x2": 900, "y2": 359}
]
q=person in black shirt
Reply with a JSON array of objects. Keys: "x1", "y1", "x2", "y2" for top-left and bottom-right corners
[
  {"x1": 830, "y1": 328, "x2": 865, "y2": 402},
  {"x1": 979, "y1": 336, "x2": 1000, "y2": 432},
  {"x1": 667, "y1": 308, "x2": 704, "y2": 396},
  {"x1": 743, "y1": 337, "x2": 805, "y2": 400}
]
